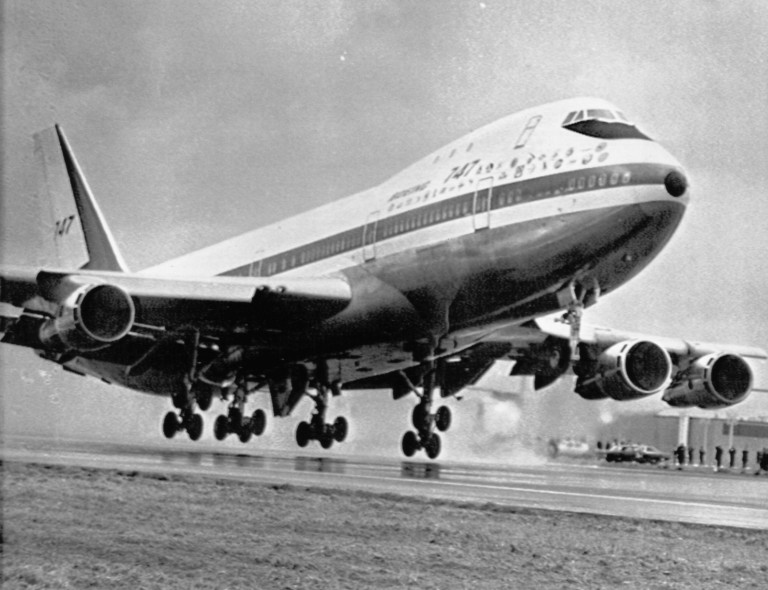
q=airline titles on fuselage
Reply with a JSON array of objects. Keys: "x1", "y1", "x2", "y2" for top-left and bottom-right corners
[{"x1": 385, "y1": 139, "x2": 611, "y2": 215}]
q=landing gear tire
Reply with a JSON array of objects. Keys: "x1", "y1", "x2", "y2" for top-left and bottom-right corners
[
  {"x1": 402, "y1": 431, "x2": 419, "y2": 458},
  {"x1": 187, "y1": 413, "x2": 203, "y2": 441},
  {"x1": 251, "y1": 409, "x2": 267, "y2": 436},
  {"x1": 296, "y1": 421, "x2": 311, "y2": 448},
  {"x1": 195, "y1": 387, "x2": 213, "y2": 412},
  {"x1": 333, "y1": 416, "x2": 348, "y2": 443},
  {"x1": 214, "y1": 415, "x2": 229, "y2": 441},
  {"x1": 229, "y1": 407, "x2": 243, "y2": 428},
  {"x1": 435, "y1": 406, "x2": 452, "y2": 432},
  {"x1": 171, "y1": 390, "x2": 187, "y2": 411},
  {"x1": 424, "y1": 432, "x2": 441, "y2": 460},
  {"x1": 238, "y1": 427, "x2": 252, "y2": 444},
  {"x1": 319, "y1": 428, "x2": 334, "y2": 450},
  {"x1": 163, "y1": 412, "x2": 179, "y2": 439}
]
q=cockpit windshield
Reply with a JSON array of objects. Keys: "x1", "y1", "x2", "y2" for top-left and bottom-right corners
[{"x1": 562, "y1": 109, "x2": 651, "y2": 140}]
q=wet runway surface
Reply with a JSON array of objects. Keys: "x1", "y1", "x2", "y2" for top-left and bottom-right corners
[{"x1": 3, "y1": 436, "x2": 767, "y2": 530}]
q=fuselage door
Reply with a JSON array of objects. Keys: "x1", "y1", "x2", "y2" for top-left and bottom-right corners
[
  {"x1": 515, "y1": 115, "x2": 542, "y2": 149},
  {"x1": 363, "y1": 211, "x2": 380, "y2": 261},
  {"x1": 473, "y1": 177, "x2": 493, "y2": 231}
]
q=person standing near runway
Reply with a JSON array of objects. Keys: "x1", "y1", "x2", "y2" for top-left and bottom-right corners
[
  {"x1": 759, "y1": 448, "x2": 768, "y2": 476},
  {"x1": 715, "y1": 445, "x2": 723, "y2": 472},
  {"x1": 675, "y1": 444, "x2": 686, "y2": 470}
]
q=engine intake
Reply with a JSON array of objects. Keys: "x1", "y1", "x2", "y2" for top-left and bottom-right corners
[
  {"x1": 663, "y1": 353, "x2": 753, "y2": 409},
  {"x1": 575, "y1": 339, "x2": 672, "y2": 401},
  {"x1": 39, "y1": 283, "x2": 135, "y2": 352}
]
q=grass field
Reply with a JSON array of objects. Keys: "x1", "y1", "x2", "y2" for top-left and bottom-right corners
[{"x1": 2, "y1": 461, "x2": 767, "y2": 589}]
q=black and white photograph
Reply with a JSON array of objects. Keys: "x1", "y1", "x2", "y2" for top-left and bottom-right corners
[{"x1": 2, "y1": 1, "x2": 767, "y2": 588}]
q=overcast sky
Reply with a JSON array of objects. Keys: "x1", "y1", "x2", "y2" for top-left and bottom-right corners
[{"x1": 2, "y1": 1, "x2": 767, "y2": 420}]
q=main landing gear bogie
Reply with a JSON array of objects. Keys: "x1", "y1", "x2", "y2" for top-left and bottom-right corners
[
  {"x1": 214, "y1": 407, "x2": 267, "y2": 443},
  {"x1": 162, "y1": 409, "x2": 204, "y2": 441},
  {"x1": 402, "y1": 402, "x2": 451, "y2": 459},
  {"x1": 296, "y1": 415, "x2": 348, "y2": 449},
  {"x1": 401, "y1": 429, "x2": 443, "y2": 460},
  {"x1": 162, "y1": 385, "x2": 205, "y2": 441}
]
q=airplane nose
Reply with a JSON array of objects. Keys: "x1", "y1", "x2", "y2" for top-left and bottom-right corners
[{"x1": 664, "y1": 170, "x2": 687, "y2": 197}]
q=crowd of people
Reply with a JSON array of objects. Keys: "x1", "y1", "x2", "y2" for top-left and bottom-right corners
[
  {"x1": 672, "y1": 444, "x2": 768, "y2": 474},
  {"x1": 595, "y1": 439, "x2": 768, "y2": 474}
]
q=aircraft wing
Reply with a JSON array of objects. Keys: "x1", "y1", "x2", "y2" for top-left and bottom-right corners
[
  {"x1": 0, "y1": 265, "x2": 352, "y2": 346},
  {"x1": 533, "y1": 314, "x2": 768, "y2": 364},
  {"x1": 473, "y1": 313, "x2": 767, "y2": 409}
]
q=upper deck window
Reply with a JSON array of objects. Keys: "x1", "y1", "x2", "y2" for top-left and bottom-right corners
[{"x1": 562, "y1": 108, "x2": 651, "y2": 140}]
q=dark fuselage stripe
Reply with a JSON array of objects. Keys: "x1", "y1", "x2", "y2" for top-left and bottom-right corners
[{"x1": 222, "y1": 163, "x2": 672, "y2": 278}]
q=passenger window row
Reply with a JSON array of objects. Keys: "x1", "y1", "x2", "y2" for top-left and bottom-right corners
[{"x1": 222, "y1": 167, "x2": 634, "y2": 278}]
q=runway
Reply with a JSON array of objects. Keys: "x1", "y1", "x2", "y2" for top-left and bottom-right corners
[{"x1": 3, "y1": 436, "x2": 767, "y2": 530}]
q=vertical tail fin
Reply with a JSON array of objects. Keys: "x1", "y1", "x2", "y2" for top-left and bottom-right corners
[{"x1": 33, "y1": 125, "x2": 129, "y2": 272}]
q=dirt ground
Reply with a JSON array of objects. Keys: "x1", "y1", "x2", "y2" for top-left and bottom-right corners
[{"x1": 2, "y1": 461, "x2": 767, "y2": 589}]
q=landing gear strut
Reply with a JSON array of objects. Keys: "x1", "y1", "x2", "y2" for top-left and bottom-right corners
[
  {"x1": 560, "y1": 278, "x2": 600, "y2": 362},
  {"x1": 295, "y1": 384, "x2": 348, "y2": 449},
  {"x1": 161, "y1": 332, "x2": 207, "y2": 441},
  {"x1": 401, "y1": 361, "x2": 451, "y2": 460}
]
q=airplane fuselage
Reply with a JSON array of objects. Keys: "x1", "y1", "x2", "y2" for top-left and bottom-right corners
[
  {"x1": 138, "y1": 97, "x2": 687, "y2": 384},
  {"x1": 8, "y1": 98, "x2": 766, "y2": 458}
]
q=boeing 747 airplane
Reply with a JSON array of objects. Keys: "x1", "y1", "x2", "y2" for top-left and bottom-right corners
[{"x1": 2, "y1": 97, "x2": 765, "y2": 458}]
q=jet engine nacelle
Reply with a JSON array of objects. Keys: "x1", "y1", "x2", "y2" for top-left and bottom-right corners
[
  {"x1": 39, "y1": 283, "x2": 135, "y2": 352},
  {"x1": 662, "y1": 353, "x2": 753, "y2": 409},
  {"x1": 575, "y1": 340, "x2": 672, "y2": 401}
]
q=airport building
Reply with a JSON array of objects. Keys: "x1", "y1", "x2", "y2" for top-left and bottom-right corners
[{"x1": 597, "y1": 409, "x2": 768, "y2": 464}]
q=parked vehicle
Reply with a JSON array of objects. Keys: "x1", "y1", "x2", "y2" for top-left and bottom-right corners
[{"x1": 605, "y1": 444, "x2": 670, "y2": 465}]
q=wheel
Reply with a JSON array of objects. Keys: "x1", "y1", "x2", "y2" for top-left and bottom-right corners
[
  {"x1": 425, "y1": 432, "x2": 441, "y2": 460},
  {"x1": 412, "y1": 404, "x2": 429, "y2": 430},
  {"x1": 296, "y1": 421, "x2": 311, "y2": 448},
  {"x1": 195, "y1": 386, "x2": 213, "y2": 412},
  {"x1": 435, "y1": 406, "x2": 452, "y2": 432},
  {"x1": 228, "y1": 407, "x2": 243, "y2": 429},
  {"x1": 401, "y1": 431, "x2": 419, "y2": 457},
  {"x1": 251, "y1": 409, "x2": 267, "y2": 436},
  {"x1": 238, "y1": 424, "x2": 252, "y2": 444},
  {"x1": 332, "y1": 416, "x2": 348, "y2": 443},
  {"x1": 187, "y1": 413, "x2": 203, "y2": 441},
  {"x1": 214, "y1": 415, "x2": 229, "y2": 441},
  {"x1": 320, "y1": 428, "x2": 334, "y2": 450},
  {"x1": 171, "y1": 385, "x2": 189, "y2": 410},
  {"x1": 162, "y1": 412, "x2": 179, "y2": 439}
]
